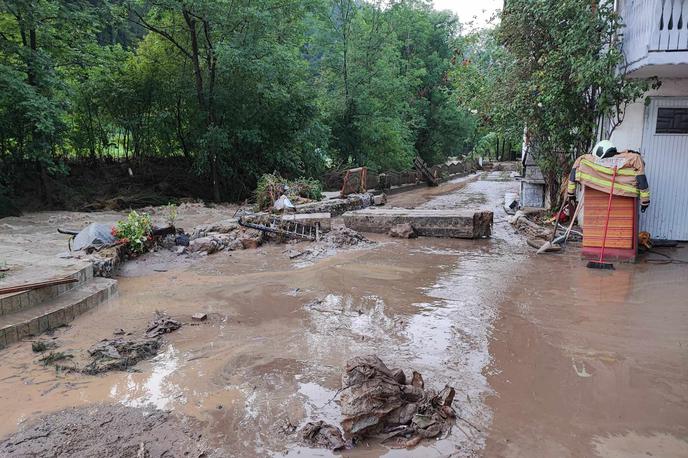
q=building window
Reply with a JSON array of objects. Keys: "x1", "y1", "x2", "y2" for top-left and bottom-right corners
[{"x1": 656, "y1": 108, "x2": 688, "y2": 134}]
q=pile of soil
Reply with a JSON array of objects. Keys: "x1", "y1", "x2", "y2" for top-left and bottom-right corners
[{"x1": 0, "y1": 405, "x2": 211, "y2": 457}]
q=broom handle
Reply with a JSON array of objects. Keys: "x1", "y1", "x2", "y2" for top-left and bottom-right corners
[{"x1": 599, "y1": 166, "x2": 618, "y2": 263}]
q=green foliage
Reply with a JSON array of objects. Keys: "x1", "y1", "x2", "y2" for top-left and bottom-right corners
[
  {"x1": 164, "y1": 203, "x2": 178, "y2": 227},
  {"x1": 254, "y1": 173, "x2": 323, "y2": 211},
  {"x1": 1, "y1": 0, "x2": 478, "y2": 208},
  {"x1": 114, "y1": 210, "x2": 153, "y2": 253},
  {"x1": 497, "y1": 0, "x2": 651, "y2": 202}
]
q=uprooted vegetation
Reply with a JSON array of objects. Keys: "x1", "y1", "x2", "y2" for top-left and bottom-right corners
[
  {"x1": 255, "y1": 173, "x2": 324, "y2": 211},
  {"x1": 300, "y1": 355, "x2": 457, "y2": 451},
  {"x1": 39, "y1": 313, "x2": 182, "y2": 374}
]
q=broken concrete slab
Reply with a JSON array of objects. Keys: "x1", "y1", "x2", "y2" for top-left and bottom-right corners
[
  {"x1": 295, "y1": 193, "x2": 374, "y2": 217},
  {"x1": 343, "y1": 208, "x2": 493, "y2": 238},
  {"x1": 281, "y1": 213, "x2": 331, "y2": 231}
]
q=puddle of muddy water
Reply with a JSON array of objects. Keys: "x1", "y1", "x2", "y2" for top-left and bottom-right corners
[{"x1": 0, "y1": 174, "x2": 526, "y2": 457}]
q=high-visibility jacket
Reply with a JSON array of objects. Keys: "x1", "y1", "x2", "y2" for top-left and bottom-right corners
[{"x1": 567, "y1": 150, "x2": 650, "y2": 207}]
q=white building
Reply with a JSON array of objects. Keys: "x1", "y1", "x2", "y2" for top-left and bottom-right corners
[{"x1": 612, "y1": 0, "x2": 688, "y2": 240}]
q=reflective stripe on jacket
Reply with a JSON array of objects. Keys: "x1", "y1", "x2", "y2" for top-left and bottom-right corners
[{"x1": 567, "y1": 151, "x2": 650, "y2": 205}]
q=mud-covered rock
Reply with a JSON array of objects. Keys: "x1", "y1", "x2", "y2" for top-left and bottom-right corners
[
  {"x1": 300, "y1": 421, "x2": 346, "y2": 451},
  {"x1": 145, "y1": 313, "x2": 182, "y2": 337},
  {"x1": 389, "y1": 223, "x2": 417, "y2": 239}
]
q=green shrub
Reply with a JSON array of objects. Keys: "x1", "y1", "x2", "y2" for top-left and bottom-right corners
[{"x1": 113, "y1": 210, "x2": 153, "y2": 253}]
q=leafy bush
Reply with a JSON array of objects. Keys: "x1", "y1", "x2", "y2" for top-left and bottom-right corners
[
  {"x1": 113, "y1": 210, "x2": 153, "y2": 253},
  {"x1": 254, "y1": 174, "x2": 323, "y2": 211},
  {"x1": 165, "y1": 203, "x2": 178, "y2": 227}
]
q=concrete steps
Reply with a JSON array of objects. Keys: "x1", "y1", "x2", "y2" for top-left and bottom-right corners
[
  {"x1": 0, "y1": 276, "x2": 117, "y2": 349},
  {"x1": 0, "y1": 264, "x2": 93, "y2": 316}
]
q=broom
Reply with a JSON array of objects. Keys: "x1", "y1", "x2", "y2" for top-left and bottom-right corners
[{"x1": 587, "y1": 166, "x2": 618, "y2": 270}]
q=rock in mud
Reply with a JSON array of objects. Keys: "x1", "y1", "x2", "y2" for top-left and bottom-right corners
[
  {"x1": 389, "y1": 223, "x2": 417, "y2": 239},
  {"x1": 0, "y1": 405, "x2": 210, "y2": 457},
  {"x1": 300, "y1": 421, "x2": 346, "y2": 451},
  {"x1": 322, "y1": 227, "x2": 371, "y2": 248},
  {"x1": 145, "y1": 312, "x2": 182, "y2": 338}
]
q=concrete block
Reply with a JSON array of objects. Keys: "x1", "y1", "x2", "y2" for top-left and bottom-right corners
[
  {"x1": 343, "y1": 208, "x2": 493, "y2": 239},
  {"x1": 16, "y1": 322, "x2": 30, "y2": 340},
  {"x1": 38, "y1": 315, "x2": 49, "y2": 333},
  {"x1": 28, "y1": 318, "x2": 40, "y2": 336},
  {"x1": 4, "y1": 326, "x2": 18, "y2": 345}
]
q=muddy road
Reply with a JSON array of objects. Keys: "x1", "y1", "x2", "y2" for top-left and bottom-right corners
[{"x1": 1, "y1": 171, "x2": 687, "y2": 457}]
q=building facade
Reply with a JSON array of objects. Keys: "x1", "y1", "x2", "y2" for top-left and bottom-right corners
[{"x1": 611, "y1": 0, "x2": 688, "y2": 240}]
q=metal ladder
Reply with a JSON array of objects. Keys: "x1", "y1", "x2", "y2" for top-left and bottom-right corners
[{"x1": 238, "y1": 216, "x2": 320, "y2": 241}]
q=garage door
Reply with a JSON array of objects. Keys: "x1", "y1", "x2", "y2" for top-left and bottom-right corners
[{"x1": 640, "y1": 97, "x2": 688, "y2": 241}]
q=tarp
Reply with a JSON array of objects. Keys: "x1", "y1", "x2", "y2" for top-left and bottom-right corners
[{"x1": 72, "y1": 223, "x2": 116, "y2": 251}]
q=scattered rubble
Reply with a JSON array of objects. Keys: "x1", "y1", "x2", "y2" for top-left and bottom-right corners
[
  {"x1": 0, "y1": 405, "x2": 210, "y2": 457},
  {"x1": 508, "y1": 210, "x2": 550, "y2": 239},
  {"x1": 84, "y1": 337, "x2": 161, "y2": 374},
  {"x1": 285, "y1": 227, "x2": 374, "y2": 262},
  {"x1": 300, "y1": 421, "x2": 346, "y2": 451},
  {"x1": 31, "y1": 340, "x2": 58, "y2": 353},
  {"x1": 145, "y1": 312, "x2": 182, "y2": 338},
  {"x1": 304, "y1": 355, "x2": 457, "y2": 451},
  {"x1": 38, "y1": 313, "x2": 182, "y2": 374},
  {"x1": 389, "y1": 223, "x2": 417, "y2": 239}
]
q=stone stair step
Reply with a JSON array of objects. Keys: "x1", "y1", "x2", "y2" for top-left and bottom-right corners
[
  {"x1": 0, "y1": 277, "x2": 117, "y2": 349},
  {"x1": 0, "y1": 264, "x2": 94, "y2": 317}
]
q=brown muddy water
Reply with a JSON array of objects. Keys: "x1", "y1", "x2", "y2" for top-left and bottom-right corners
[{"x1": 1, "y1": 171, "x2": 687, "y2": 457}]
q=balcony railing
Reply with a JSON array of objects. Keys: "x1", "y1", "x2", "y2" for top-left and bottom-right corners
[
  {"x1": 622, "y1": 0, "x2": 688, "y2": 75},
  {"x1": 653, "y1": 0, "x2": 688, "y2": 51}
]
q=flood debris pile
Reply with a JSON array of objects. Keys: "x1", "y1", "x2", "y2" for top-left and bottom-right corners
[
  {"x1": 185, "y1": 220, "x2": 263, "y2": 255},
  {"x1": 286, "y1": 227, "x2": 373, "y2": 261},
  {"x1": 41, "y1": 313, "x2": 181, "y2": 374},
  {"x1": 301, "y1": 355, "x2": 457, "y2": 451},
  {"x1": 300, "y1": 420, "x2": 347, "y2": 451},
  {"x1": 508, "y1": 210, "x2": 550, "y2": 239},
  {"x1": 0, "y1": 405, "x2": 210, "y2": 457}
]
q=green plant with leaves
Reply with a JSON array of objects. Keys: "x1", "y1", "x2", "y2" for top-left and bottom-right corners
[
  {"x1": 497, "y1": 0, "x2": 652, "y2": 204},
  {"x1": 114, "y1": 210, "x2": 153, "y2": 253},
  {"x1": 164, "y1": 203, "x2": 178, "y2": 227}
]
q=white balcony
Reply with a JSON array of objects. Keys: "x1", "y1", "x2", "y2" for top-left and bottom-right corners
[{"x1": 622, "y1": 0, "x2": 688, "y2": 78}]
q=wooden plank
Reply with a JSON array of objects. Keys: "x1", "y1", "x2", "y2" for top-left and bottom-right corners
[{"x1": 0, "y1": 277, "x2": 78, "y2": 296}]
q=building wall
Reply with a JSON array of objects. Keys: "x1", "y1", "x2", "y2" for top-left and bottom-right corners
[{"x1": 611, "y1": 78, "x2": 688, "y2": 150}]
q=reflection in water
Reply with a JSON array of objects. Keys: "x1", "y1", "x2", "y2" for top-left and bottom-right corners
[{"x1": 110, "y1": 345, "x2": 183, "y2": 409}]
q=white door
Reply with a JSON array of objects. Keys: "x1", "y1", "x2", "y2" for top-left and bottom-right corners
[{"x1": 640, "y1": 97, "x2": 688, "y2": 241}]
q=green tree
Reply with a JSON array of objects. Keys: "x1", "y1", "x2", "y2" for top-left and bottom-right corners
[{"x1": 498, "y1": 0, "x2": 651, "y2": 204}]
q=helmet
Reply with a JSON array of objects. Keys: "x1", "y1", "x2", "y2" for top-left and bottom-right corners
[{"x1": 592, "y1": 140, "x2": 617, "y2": 159}]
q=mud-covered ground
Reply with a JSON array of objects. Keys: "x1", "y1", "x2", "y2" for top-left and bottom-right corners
[{"x1": 1, "y1": 171, "x2": 687, "y2": 457}]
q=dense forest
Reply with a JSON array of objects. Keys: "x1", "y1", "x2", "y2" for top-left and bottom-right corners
[
  {"x1": 0, "y1": 0, "x2": 648, "y2": 215},
  {"x1": 0, "y1": 0, "x2": 487, "y2": 211}
]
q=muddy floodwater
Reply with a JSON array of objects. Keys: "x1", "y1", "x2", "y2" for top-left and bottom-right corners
[{"x1": 1, "y1": 171, "x2": 687, "y2": 457}]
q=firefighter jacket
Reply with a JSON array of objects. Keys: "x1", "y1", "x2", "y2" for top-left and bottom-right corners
[{"x1": 567, "y1": 150, "x2": 650, "y2": 207}]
